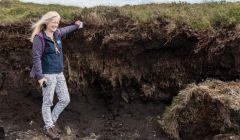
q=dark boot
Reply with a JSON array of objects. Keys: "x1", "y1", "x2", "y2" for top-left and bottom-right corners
[
  {"x1": 53, "y1": 123, "x2": 62, "y2": 134},
  {"x1": 45, "y1": 127, "x2": 61, "y2": 140}
]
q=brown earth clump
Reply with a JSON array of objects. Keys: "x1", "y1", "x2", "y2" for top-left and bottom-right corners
[{"x1": 160, "y1": 79, "x2": 240, "y2": 140}]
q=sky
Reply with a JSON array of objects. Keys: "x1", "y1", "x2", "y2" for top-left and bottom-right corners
[{"x1": 20, "y1": 0, "x2": 239, "y2": 7}]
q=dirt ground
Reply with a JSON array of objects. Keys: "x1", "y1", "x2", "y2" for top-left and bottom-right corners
[{"x1": 0, "y1": 86, "x2": 169, "y2": 140}]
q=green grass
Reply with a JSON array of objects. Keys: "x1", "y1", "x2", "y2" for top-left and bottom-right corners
[
  {"x1": 1, "y1": 0, "x2": 240, "y2": 30},
  {"x1": 0, "y1": 0, "x2": 82, "y2": 24},
  {"x1": 120, "y1": 2, "x2": 240, "y2": 30}
]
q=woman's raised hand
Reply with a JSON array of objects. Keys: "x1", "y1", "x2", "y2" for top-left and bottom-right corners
[{"x1": 75, "y1": 20, "x2": 83, "y2": 28}]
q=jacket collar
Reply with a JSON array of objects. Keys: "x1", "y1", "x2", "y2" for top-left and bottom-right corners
[{"x1": 42, "y1": 30, "x2": 59, "y2": 41}]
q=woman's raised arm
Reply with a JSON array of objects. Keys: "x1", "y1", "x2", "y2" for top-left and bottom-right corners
[{"x1": 58, "y1": 20, "x2": 83, "y2": 37}]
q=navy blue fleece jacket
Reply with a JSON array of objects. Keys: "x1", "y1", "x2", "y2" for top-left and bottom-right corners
[{"x1": 31, "y1": 24, "x2": 78, "y2": 80}]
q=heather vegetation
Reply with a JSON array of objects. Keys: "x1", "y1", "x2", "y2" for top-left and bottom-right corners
[{"x1": 1, "y1": 0, "x2": 240, "y2": 30}]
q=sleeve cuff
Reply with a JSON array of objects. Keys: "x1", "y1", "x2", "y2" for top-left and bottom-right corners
[{"x1": 36, "y1": 74, "x2": 44, "y2": 80}]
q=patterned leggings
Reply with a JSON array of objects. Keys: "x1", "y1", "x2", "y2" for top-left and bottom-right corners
[{"x1": 42, "y1": 72, "x2": 70, "y2": 129}]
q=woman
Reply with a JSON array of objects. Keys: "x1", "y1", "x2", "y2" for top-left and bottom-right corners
[{"x1": 30, "y1": 11, "x2": 82, "y2": 139}]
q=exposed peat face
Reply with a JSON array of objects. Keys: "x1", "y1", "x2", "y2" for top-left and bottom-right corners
[{"x1": 0, "y1": 16, "x2": 240, "y2": 139}]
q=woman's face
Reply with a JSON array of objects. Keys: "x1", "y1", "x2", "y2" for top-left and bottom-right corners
[{"x1": 46, "y1": 16, "x2": 60, "y2": 32}]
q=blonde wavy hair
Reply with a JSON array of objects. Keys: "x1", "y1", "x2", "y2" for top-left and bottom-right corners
[{"x1": 30, "y1": 11, "x2": 61, "y2": 42}]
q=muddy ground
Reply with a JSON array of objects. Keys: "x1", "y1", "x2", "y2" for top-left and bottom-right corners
[{"x1": 0, "y1": 13, "x2": 240, "y2": 139}]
